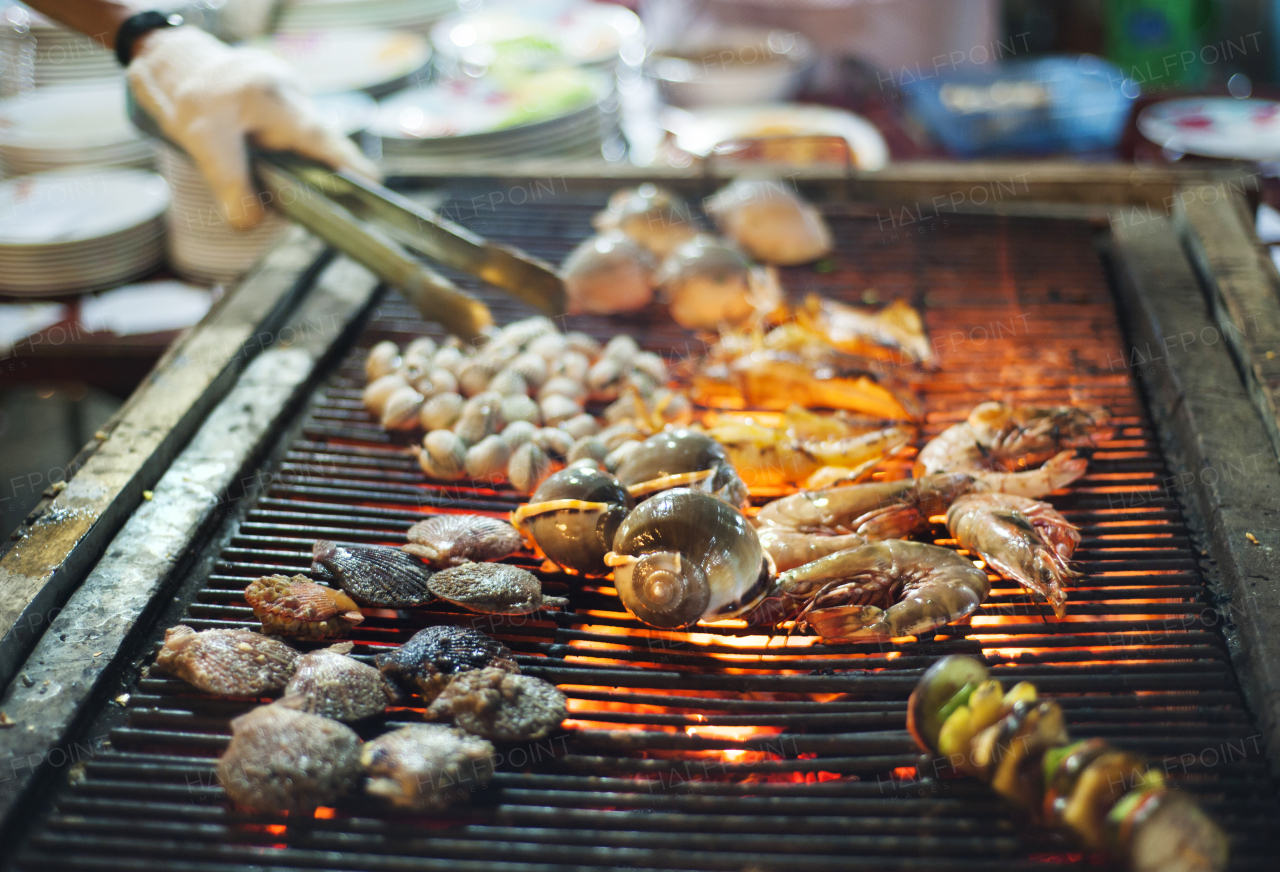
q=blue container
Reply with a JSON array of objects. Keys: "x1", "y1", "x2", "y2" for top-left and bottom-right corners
[{"x1": 902, "y1": 55, "x2": 1137, "y2": 156}]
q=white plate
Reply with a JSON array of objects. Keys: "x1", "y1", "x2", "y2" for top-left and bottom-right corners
[
  {"x1": 669, "y1": 103, "x2": 889, "y2": 171},
  {"x1": 253, "y1": 29, "x2": 431, "y2": 95},
  {"x1": 431, "y1": 1, "x2": 640, "y2": 70},
  {"x1": 1137, "y1": 98, "x2": 1280, "y2": 161},
  {"x1": 0, "y1": 82, "x2": 140, "y2": 149},
  {"x1": 0, "y1": 169, "x2": 169, "y2": 246}
]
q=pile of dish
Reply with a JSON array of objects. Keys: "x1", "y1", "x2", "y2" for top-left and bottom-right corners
[
  {"x1": 0, "y1": 168, "x2": 168, "y2": 295},
  {"x1": 0, "y1": 81, "x2": 155, "y2": 176},
  {"x1": 275, "y1": 0, "x2": 455, "y2": 35},
  {"x1": 252, "y1": 28, "x2": 432, "y2": 97},
  {"x1": 0, "y1": 4, "x2": 120, "y2": 98}
]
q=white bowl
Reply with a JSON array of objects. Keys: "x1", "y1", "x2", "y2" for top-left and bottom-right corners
[{"x1": 648, "y1": 29, "x2": 813, "y2": 108}]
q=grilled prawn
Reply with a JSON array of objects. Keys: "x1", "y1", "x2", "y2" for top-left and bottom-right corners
[{"x1": 917, "y1": 401, "x2": 1105, "y2": 481}]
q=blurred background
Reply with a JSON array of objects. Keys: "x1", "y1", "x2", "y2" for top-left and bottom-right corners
[{"x1": 2, "y1": 0, "x2": 1279, "y2": 531}]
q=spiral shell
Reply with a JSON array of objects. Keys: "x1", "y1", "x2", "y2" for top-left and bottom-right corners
[
  {"x1": 615, "y1": 428, "x2": 749, "y2": 508},
  {"x1": 244, "y1": 574, "x2": 364, "y2": 639},
  {"x1": 559, "y1": 413, "x2": 599, "y2": 440},
  {"x1": 500, "y1": 394, "x2": 541, "y2": 427},
  {"x1": 500, "y1": 419, "x2": 538, "y2": 451},
  {"x1": 564, "y1": 331, "x2": 602, "y2": 360},
  {"x1": 488, "y1": 369, "x2": 528, "y2": 397},
  {"x1": 507, "y1": 441, "x2": 555, "y2": 495},
  {"x1": 363, "y1": 374, "x2": 408, "y2": 417},
  {"x1": 551, "y1": 351, "x2": 590, "y2": 384},
  {"x1": 541, "y1": 394, "x2": 582, "y2": 426},
  {"x1": 465, "y1": 434, "x2": 511, "y2": 482},
  {"x1": 381, "y1": 386, "x2": 425, "y2": 431},
  {"x1": 568, "y1": 435, "x2": 609, "y2": 465},
  {"x1": 508, "y1": 352, "x2": 548, "y2": 389},
  {"x1": 417, "y1": 429, "x2": 467, "y2": 481},
  {"x1": 420, "y1": 391, "x2": 464, "y2": 431},
  {"x1": 366, "y1": 341, "x2": 402, "y2": 381},
  {"x1": 454, "y1": 392, "x2": 504, "y2": 445},
  {"x1": 403, "y1": 514, "x2": 523, "y2": 568},
  {"x1": 539, "y1": 376, "x2": 586, "y2": 403},
  {"x1": 515, "y1": 467, "x2": 634, "y2": 576},
  {"x1": 534, "y1": 426, "x2": 574, "y2": 458}
]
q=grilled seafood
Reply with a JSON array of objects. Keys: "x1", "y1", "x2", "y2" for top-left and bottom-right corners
[
  {"x1": 594, "y1": 184, "x2": 700, "y2": 258},
  {"x1": 704, "y1": 178, "x2": 832, "y2": 265},
  {"x1": 946, "y1": 493, "x2": 1080, "y2": 618},
  {"x1": 606, "y1": 488, "x2": 771, "y2": 628},
  {"x1": 428, "y1": 563, "x2": 569, "y2": 614},
  {"x1": 770, "y1": 539, "x2": 990, "y2": 640},
  {"x1": 311, "y1": 541, "x2": 433, "y2": 608},
  {"x1": 426, "y1": 667, "x2": 567, "y2": 742},
  {"x1": 917, "y1": 401, "x2": 1105, "y2": 478},
  {"x1": 362, "y1": 725, "x2": 495, "y2": 810},
  {"x1": 613, "y1": 428, "x2": 749, "y2": 508},
  {"x1": 403, "y1": 514, "x2": 523, "y2": 569},
  {"x1": 154, "y1": 625, "x2": 299, "y2": 696},
  {"x1": 244, "y1": 574, "x2": 364, "y2": 639},
  {"x1": 797, "y1": 295, "x2": 937, "y2": 369},
  {"x1": 561, "y1": 231, "x2": 657, "y2": 315},
  {"x1": 657, "y1": 234, "x2": 783, "y2": 330},
  {"x1": 217, "y1": 702, "x2": 363, "y2": 813},
  {"x1": 281, "y1": 642, "x2": 397, "y2": 722},
  {"x1": 512, "y1": 467, "x2": 635, "y2": 577},
  {"x1": 376, "y1": 625, "x2": 519, "y2": 703}
]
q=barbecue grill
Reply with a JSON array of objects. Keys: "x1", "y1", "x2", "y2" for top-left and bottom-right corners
[{"x1": 2, "y1": 162, "x2": 1280, "y2": 871}]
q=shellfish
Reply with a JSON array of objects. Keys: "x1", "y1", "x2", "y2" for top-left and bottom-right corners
[
  {"x1": 281, "y1": 642, "x2": 397, "y2": 722},
  {"x1": 657, "y1": 234, "x2": 783, "y2": 330},
  {"x1": 311, "y1": 540, "x2": 434, "y2": 607},
  {"x1": 420, "y1": 391, "x2": 464, "y2": 431},
  {"x1": 507, "y1": 440, "x2": 555, "y2": 495},
  {"x1": 361, "y1": 725, "x2": 495, "y2": 810},
  {"x1": 512, "y1": 467, "x2": 634, "y2": 577},
  {"x1": 561, "y1": 230, "x2": 658, "y2": 315},
  {"x1": 593, "y1": 184, "x2": 700, "y2": 257},
  {"x1": 365, "y1": 341, "x2": 402, "y2": 381},
  {"x1": 414, "y1": 429, "x2": 468, "y2": 481},
  {"x1": 426, "y1": 667, "x2": 567, "y2": 742},
  {"x1": 244, "y1": 574, "x2": 364, "y2": 639},
  {"x1": 704, "y1": 178, "x2": 832, "y2": 265},
  {"x1": 428, "y1": 563, "x2": 568, "y2": 614},
  {"x1": 376, "y1": 625, "x2": 520, "y2": 703},
  {"x1": 403, "y1": 514, "x2": 523, "y2": 569},
  {"x1": 154, "y1": 625, "x2": 299, "y2": 696},
  {"x1": 606, "y1": 488, "x2": 771, "y2": 628},
  {"x1": 613, "y1": 428, "x2": 748, "y2": 508}
]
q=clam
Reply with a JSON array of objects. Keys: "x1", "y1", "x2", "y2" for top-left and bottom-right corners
[
  {"x1": 507, "y1": 441, "x2": 555, "y2": 495},
  {"x1": 416, "y1": 429, "x2": 468, "y2": 481},
  {"x1": 154, "y1": 625, "x2": 299, "y2": 696},
  {"x1": 428, "y1": 563, "x2": 568, "y2": 614},
  {"x1": 604, "y1": 439, "x2": 642, "y2": 472},
  {"x1": 218, "y1": 702, "x2": 362, "y2": 813},
  {"x1": 464, "y1": 434, "x2": 511, "y2": 482},
  {"x1": 500, "y1": 394, "x2": 541, "y2": 427},
  {"x1": 567, "y1": 435, "x2": 609, "y2": 465},
  {"x1": 513, "y1": 467, "x2": 634, "y2": 577},
  {"x1": 594, "y1": 184, "x2": 699, "y2": 258},
  {"x1": 657, "y1": 234, "x2": 783, "y2": 330},
  {"x1": 563, "y1": 331, "x2": 602, "y2": 360},
  {"x1": 282, "y1": 642, "x2": 396, "y2": 722},
  {"x1": 614, "y1": 428, "x2": 749, "y2": 508},
  {"x1": 403, "y1": 514, "x2": 523, "y2": 568},
  {"x1": 533, "y1": 426, "x2": 574, "y2": 459},
  {"x1": 311, "y1": 540, "x2": 433, "y2": 608},
  {"x1": 608, "y1": 488, "x2": 770, "y2": 628},
  {"x1": 244, "y1": 574, "x2": 364, "y2": 639},
  {"x1": 376, "y1": 625, "x2": 519, "y2": 703},
  {"x1": 420, "y1": 392, "x2": 465, "y2": 431},
  {"x1": 559, "y1": 413, "x2": 599, "y2": 440},
  {"x1": 365, "y1": 341, "x2": 402, "y2": 381},
  {"x1": 457, "y1": 359, "x2": 497, "y2": 397},
  {"x1": 550, "y1": 351, "x2": 590, "y2": 385},
  {"x1": 540, "y1": 394, "x2": 582, "y2": 427},
  {"x1": 363, "y1": 373, "x2": 408, "y2": 418},
  {"x1": 405, "y1": 337, "x2": 438, "y2": 360},
  {"x1": 508, "y1": 352, "x2": 548, "y2": 389},
  {"x1": 539, "y1": 376, "x2": 586, "y2": 403},
  {"x1": 487, "y1": 368, "x2": 528, "y2": 397},
  {"x1": 500, "y1": 419, "x2": 538, "y2": 451},
  {"x1": 705, "y1": 178, "x2": 833, "y2": 265},
  {"x1": 454, "y1": 391, "x2": 504, "y2": 445},
  {"x1": 561, "y1": 230, "x2": 656, "y2": 315},
  {"x1": 362, "y1": 725, "x2": 494, "y2": 810},
  {"x1": 433, "y1": 344, "x2": 465, "y2": 373},
  {"x1": 381, "y1": 385, "x2": 425, "y2": 431},
  {"x1": 528, "y1": 332, "x2": 567, "y2": 361},
  {"x1": 427, "y1": 668, "x2": 567, "y2": 741}
]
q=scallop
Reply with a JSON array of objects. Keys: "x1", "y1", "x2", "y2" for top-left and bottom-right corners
[
  {"x1": 567, "y1": 435, "x2": 609, "y2": 465},
  {"x1": 508, "y1": 352, "x2": 548, "y2": 390},
  {"x1": 513, "y1": 467, "x2": 634, "y2": 577},
  {"x1": 465, "y1": 434, "x2": 511, "y2": 482},
  {"x1": 244, "y1": 574, "x2": 364, "y2": 639},
  {"x1": 454, "y1": 392, "x2": 505, "y2": 445},
  {"x1": 428, "y1": 563, "x2": 568, "y2": 614},
  {"x1": 381, "y1": 386, "x2": 425, "y2": 431},
  {"x1": 415, "y1": 429, "x2": 468, "y2": 481},
  {"x1": 507, "y1": 441, "x2": 555, "y2": 495},
  {"x1": 427, "y1": 668, "x2": 567, "y2": 742},
  {"x1": 403, "y1": 514, "x2": 523, "y2": 568},
  {"x1": 705, "y1": 178, "x2": 833, "y2": 265},
  {"x1": 614, "y1": 428, "x2": 749, "y2": 508},
  {"x1": 533, "y1": 426, "x2": 574, "y2": 459},
  {"x1": 540, "y1": 394, "x2": 582, "y2": 427},
  {"x1": 311, "y1": 540, "x2": 433, "y2": 607},
  {"x1": 561, "y1": 230, "x2": 657, "y2": 315},
  {"x1": 217, "y1": 702, "x2": 362, "y2": 813},
  {"x1": 376, "y1": 625, "x2": 519, "y2": 703},
  {"x1": 154, "y1": 625, "x2": 299, "y2": 696},
  {"x1": 539, "y1": 375, "x2": 586, "y2": 403},
  {"x1": 363, "y1": 373, "x2": 408, "y2": 417},
  {"x1": 609, "y1": 488, "x2": 770, "y2": 628},
  {"x1": 365, "y1": 341, "x2": 402, "y2": 381},
  {"x1": 500, "y1": 394, "x2": 541, "y2": 427},
  {"x1": 282, "y1": 643, "x2": 396, "y2": 722},
  {"x1": 420, "y1": 391, "x2": 465, "y2": 431},
  {"x1": 362, "y1": 725, "x2": 495, "y2": 811},
  {"x1": 488, "y1": 368, "x2": 528, "y2": 397},
  {"x1": 499, "y1": 419, "x2": 538, "y2": 451}
]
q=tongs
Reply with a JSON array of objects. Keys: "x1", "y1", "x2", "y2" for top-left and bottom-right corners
[{"x1": 128, "y1": 101, "x2": 566, "y2": 338}]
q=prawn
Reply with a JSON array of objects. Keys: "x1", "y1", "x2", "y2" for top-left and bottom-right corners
[
  {"x1": 916, "y1": 401, "x2": 1106, "y2": 478},
  {"x1": 946, "y1": 493, "x2": 1080, "y2": 617},
  {"x1": 708, "y1": 421, "x2": 913, "y2": 490}
]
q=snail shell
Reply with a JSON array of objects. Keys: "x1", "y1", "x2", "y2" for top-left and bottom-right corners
[
  {"x1": 615, "y1": 428, "x2": 748, "y2": 508},
  {"x1": 454, "y1": 392, "x2": 504, "y2": 445},
  {"x1": 534, "y1": 426, "x2": 574, "y2": 459},
  {"x1": 465, "y1": 434, "x2": 511, "y2": 482},
  {"x1": 514, "y1": 467, "x2": 634, "y2": 576},
  {"x1": 366, "y1": 341, "x2": 402, "y2": 381},
  {"x1": 539, "y1": 376, "x2": 586, "y2": 403},
  {"x1": 540, "y1": 394, "x2": 583, "y2": 427},
  {"x1": 609, "y1": 488, "x2": 769, "y2": 628},
  {"x1": 508, "y1": 353, "x2": 548, "y2": 390},
  {"x1": 420, "y1": 392, "x2": 464, "y2": 431},
  {"x1": 559, "y1": 413, "x2": 600, "y2": 440},
  {"x1": 500, "y1": 419, "x2": 538, "y2": 451},
  {"x1": 488, "y1": 368, "x2": 528, "y2": 397},
  {"x1": 507, "y1": 441, "x2": 555, "y2": 495},
  {"x1": 363, "y1": 374, "x2": 408, "y2": 418},
  {"x1": 500, "y1": 394, "x2": 541, "y2": 427},
  {"x1": 381, "y1": 386, "x2": 425, "y2": 431},
  {"x1": 417, "y1": 429, "x2": 467, "y2": 481}
]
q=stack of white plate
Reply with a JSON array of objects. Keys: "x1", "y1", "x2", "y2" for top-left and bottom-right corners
[
  {"x1": 276, "y1": 0, "x2": 457, "y2": 35},
  {"x1": 252, "y1": 28, "x2": 431, "y2": 97},
  {"x1": 0, "y1": 81, "x2": 155, "y2": 176},
  {"x1": 159, "y1": 145, "x2": 290, "y2": 286},
  {"x1": 0, "y1": 168, "x2": 168, "y2": 296},
  {"x1": 1, "y1": 4, "x2": 120, "y2": 98}
]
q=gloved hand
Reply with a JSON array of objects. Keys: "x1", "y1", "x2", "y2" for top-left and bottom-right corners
[{"x1": 127, "y1": 26, "x2": 380, "y2": 230}]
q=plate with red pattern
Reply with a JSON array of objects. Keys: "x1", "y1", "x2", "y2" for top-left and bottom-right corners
[{"x1": 1138, "y1": 97, "x2": 1280, "y2": 160}]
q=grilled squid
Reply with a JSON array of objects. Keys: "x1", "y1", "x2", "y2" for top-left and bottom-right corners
[
  {"x1": 606, "y1": 488, "x2": 771, "y2": 629},
  {"x1": 512, "y1": 467, "x2": 635, "y2": 577},
  {"x1": 614, "y1": 428, "x2": 749, "y2": 509}
]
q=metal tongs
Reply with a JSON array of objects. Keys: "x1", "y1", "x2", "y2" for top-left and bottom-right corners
[{"x1": 129, "y1": 102, "x2": 566, "y2": 338}]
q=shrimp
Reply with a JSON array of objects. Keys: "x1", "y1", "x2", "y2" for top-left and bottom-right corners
[
  {"x1": 795, "y1": 295, "x2": 938, "y2": 370},
  {"x1": 946, "y1": 493, "x2": 1080, "y2": 617},
  {"x1": 763, "y1": 540, "x2": 991, "y2": 640},
  {"x1": 708, "y1": 422, "x2": 913, "y2": 490},
  {"x1": 917, "y1": 401, "x2": 1106, "y2": 477}
]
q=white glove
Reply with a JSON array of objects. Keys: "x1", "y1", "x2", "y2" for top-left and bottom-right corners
[{"x1": 127, "y1": 26, "x2": 380, "y2": 230}]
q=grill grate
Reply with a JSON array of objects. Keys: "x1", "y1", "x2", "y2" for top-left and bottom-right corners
[{"x1": 16, "y1": 191, "x2": 1280, "y2": 871}]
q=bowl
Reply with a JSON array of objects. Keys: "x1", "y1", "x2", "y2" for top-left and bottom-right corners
[{"x1": 647, "y1": 29, "x2": 813, "y2": 108}]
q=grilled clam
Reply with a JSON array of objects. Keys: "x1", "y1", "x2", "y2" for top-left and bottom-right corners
[
  {"x1": 376, "y1": 625, "x2": 520, "y2": 703},
  {"x1": 311, "y1": 540, "x2": 433, "y2": 608},
  {"x1": 403, "y1": 515, "x2": 523, "y2": 569},
  {"x1": 607, "y1": 488, "x2": 771, "y2": 629},
  {"x1": 154, "y1": 625, "x2": 299, "y2": 696},
  {"x1": 245, "y1": 574, "x2": 364, "y2": 639},
  {"x1": 512, "y1": 467, "x2": 635, "y2": 577},
  {"x1": 428, "y1": 563, "x2": 568, "y2": 615},
  {"x1": 561, "y1": 230, "x2": 657, "y2": 315},
  {"x1": 614, "y1": 428, "x2": 748, "y2": 509},
  {"x1": 594, "y1": 184, "x2": 700, "y2": 258},
  {"x1": 508, "y1": 440, "x2": 556, "y2": 495},
  {"x1": 657, "y1": 235, "x2": 783, "y2": 330},
  {"x1": 426, "y1": 667, "x2": 567, "y2": 741},
  {"x1": 362, "y1": 725, "x2": 495, "y2": 810},
  {"x1": 704, "y1": 178, "x2": 833, "y2": 265},
  {"x1": 282, "y1": 642, "x2": 397, "y2": 722},
  {"x1": 217, "y1": 702, "x2": 362, "y2": 813}
]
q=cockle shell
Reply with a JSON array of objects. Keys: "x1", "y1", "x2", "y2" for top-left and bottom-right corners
[
  {"x1": 454, "y1": 392, "x2": 505, "y2": 445},
  {"x1": 464, "y1": 434, "x2": 511, "y2": 481},
  {"x1": 632, "y1": 351, "x2": 668, "y2": 385},
  {"x1": 568, "y1": 435, "x2": 609, "y2": 465},
  {"x1": 528, "y1": 332, "x2": 566, "y2": 361},
  {"x1": 586, "y1": 356, "x2": 626, "y2": 396},
  {"x1": 363, "y1": 374, "x2": 408, "y2": 417},
  {"x1": 500, "y1": 419, "x2": 538, "y2": 451},
  {"x1": 599, "y1": 421, "x2": 645, "y2": 450},
  {"x1": 154, "y1": 625, "x2": 299, "y2": 696},
  {"x1": 508, "y1": 352, "x2": 548, "y2": 389},
  {"x1": 376, "y1": 625, "x2": 519, "y2": 702},
  {"x1": 365, "y1": 341, "x2": 401, "y2": 381},
  {"x1": 498, "y1": 315, "x2": 558, "y2": 347},
  {"x1": 426, "y1": 668, "x2": 567, "y2": 742},
  {"x1": 539, "y1": 376, "x2": 586, "y2": 403},
  {"x1": 427, "y1": 367, "x2": 459, "y2": 396},
  {"x1": 427, "y1": 562, "x2": 568, "y2": 614},
  {"x1": 381, "y1": 386, "x2": 425, "y2": 431},
  {"x1": 457, "y1": 359, "x2": 498, "y2": 397},
  {"x1": 399, "y1": 352, "x2": 430, "y2": 384},
  {"x1": 416, "y1": 429, "x2": 468, "y2": 480},
  {"x1": 508, "y1": 441, "x2": 555, "y2": 495},
  {"x1": 604, "y1": 335, "x2": 639, "y2": 364},
  {"x1": 500, "y1": 394, "x2": 541, "y2": 427},
  {"x1": 559, "y1": 413, "x2": 599, "y2": 440},
  {"x1": 282, "y1": 643, "x2": 396, "y2": 722},
  {"x1": 403, "y1": 514, "x2": 523, "y2": 568},
  {"x1": 311, "y1": 540, "x2": 433, "y2": 608},
  {"x1": 551, "y1": 350, "x2": 590, "y2": 384},
  {"x1": 534, "y1": 426, "x2": 574, "y2": 458},
  {"x1": 564, "y1": 331, "x2": 602, "y2": 360},
  {"x1": 405, "y1": 337, "x2": 437, "y2": 360},
  {"x1": 487, "y1": 368, "x2": 528, "y2": 397},
  {"x1": 218, "y1": 702, "x2": 362, "y2": 813},
  {"x1": 244, "y1": 574, "x2": 364, "y2": 639},
  {"x1": 605, "y1": 439, "x2": 642, "y2": 472},
  {"x1": 540, "y1": 394, "x2": 582, "y2": 426},
  {"x1": 421, "y1": 392, "x2": 465, "y2": 431},
  {"x1": 433, "y1": 344, "x2": 465, "y2": 373},
  {"x1": 361, "y1": 725, "x2": 494, "y2": 810}
]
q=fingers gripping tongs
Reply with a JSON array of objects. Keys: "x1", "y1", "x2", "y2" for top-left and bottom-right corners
[{"x1": 129, "y1": 103, "x2": 566, "y2": 338}]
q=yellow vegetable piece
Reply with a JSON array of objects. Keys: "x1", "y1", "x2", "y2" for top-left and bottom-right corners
[
  {"x1": 937, "y1": 704, "x2": 974, "y2": 761},
  {"x1": 1002, "y1": 681, "x2": 1037, "y2": 711},
  {"x1": 967, "y1": 679, "x2": 1004, "y2": 733}
]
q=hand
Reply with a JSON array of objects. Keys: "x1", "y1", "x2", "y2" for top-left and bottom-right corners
[{"x1": 127, "y1": 26, "x2": 380, "y2": 230}]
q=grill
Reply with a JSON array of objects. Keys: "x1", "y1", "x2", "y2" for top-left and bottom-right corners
[{"x1": 7, "y1": 183, "x2": 1280, "y2": 871}]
